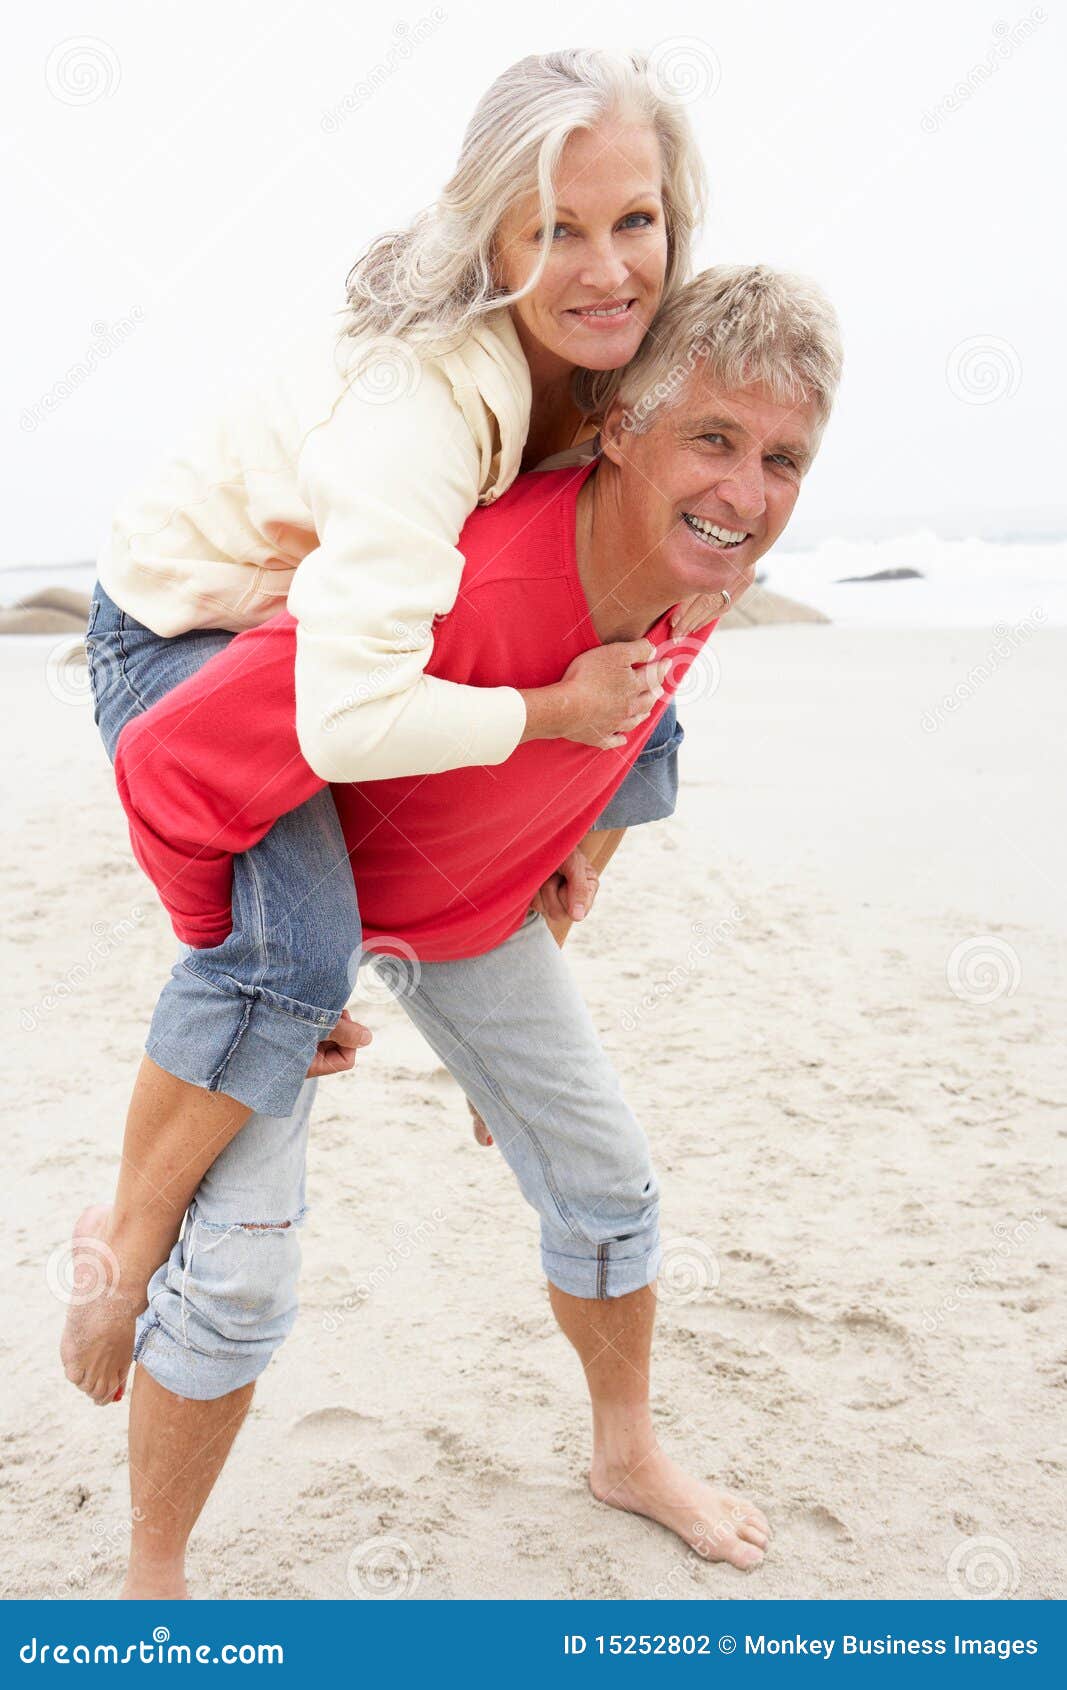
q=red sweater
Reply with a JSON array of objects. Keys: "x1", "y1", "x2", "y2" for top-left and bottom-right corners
[{"x1": 114, "y1": 461, "x2": 718, "y2": 962}]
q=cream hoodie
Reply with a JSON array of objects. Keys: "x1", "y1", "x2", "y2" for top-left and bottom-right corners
[{"x1": 96, "y1": 308, "x2": 536, "y2": 781}]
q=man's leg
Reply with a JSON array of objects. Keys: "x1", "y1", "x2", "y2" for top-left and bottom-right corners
[
  {"x1": 469, "y1": 698, "x2": 681, "y2": 1140},
  {"x1": 119, "y1": 1077, "x2": 317, "y2": 1598},
  {"x1": 373, "y1": 912, "x2": 770, "y2": 1570},
  {"x1": 549, "y1": 1283, "x2": 769, "y2": 1569},
  {"x1": 124, "y1": 1372, "x2": 256, "y2": 1599},
  {"x1": 469, "y1": 828, "x2": 627, "y2": 1145}
]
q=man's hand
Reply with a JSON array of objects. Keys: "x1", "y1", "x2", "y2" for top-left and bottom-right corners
[
  {"x1": 305, "y1": 1008, "x2": 373, "y2": 1078},
  {"x1": 530, "y1": 846, "x2": 600, "y2": 924}
]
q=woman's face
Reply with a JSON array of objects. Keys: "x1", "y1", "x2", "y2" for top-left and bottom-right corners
[{"x1": 494, "y1": 116, "x2": 669, "y2": 374}]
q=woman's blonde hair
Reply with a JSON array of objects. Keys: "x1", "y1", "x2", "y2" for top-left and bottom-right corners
[{"x1": 335, "y1": 48, "x2": 708, "y2": 416}]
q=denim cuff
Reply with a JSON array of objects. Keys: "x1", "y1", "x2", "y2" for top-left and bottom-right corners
[
  {"x1": 541, "y1": 1227, "x2": 661, "y2": 1300},
  {"x1": 133, "y1": 1309, "x2": 275, "y2": 1401},
  {"x1": 145, "y1": 960, "x2": 328, "y2": 1116}
]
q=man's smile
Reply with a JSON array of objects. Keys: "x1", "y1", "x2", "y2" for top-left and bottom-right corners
[{"x1": 681, "y1": 511, "x2": 751, "y2": 550}]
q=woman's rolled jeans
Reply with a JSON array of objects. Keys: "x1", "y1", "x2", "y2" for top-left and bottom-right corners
[{"x1": 85, "y1": 581, "x2": 683, "y2": 1116}]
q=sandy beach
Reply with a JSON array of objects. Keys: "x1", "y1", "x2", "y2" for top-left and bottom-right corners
[{"x1": 1, "y1": 622, "x2": 1063, "y2": 1601}]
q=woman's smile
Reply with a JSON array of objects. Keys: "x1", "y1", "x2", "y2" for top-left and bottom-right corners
[{"x1": 564, "y1": 296, "x2": 640, "y2": 326}]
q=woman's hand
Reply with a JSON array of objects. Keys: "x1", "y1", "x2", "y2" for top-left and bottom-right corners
[
  {"x1": 669, "y1": 591, "x2": 723, "y2": 638},
  {"x1": 306, "y1": 1008, "x2": 373, "y2": 1078},
  {"x1": 520, "y1": 638, "x2": 669, "y2": 750}
]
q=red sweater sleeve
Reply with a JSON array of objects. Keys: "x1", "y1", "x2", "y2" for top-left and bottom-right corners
[{"x1": 113, "y1": 611, "x2": 327, "y2": 947}]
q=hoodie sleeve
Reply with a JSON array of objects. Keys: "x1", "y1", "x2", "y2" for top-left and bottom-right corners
[
  {"x1": 113, "y1": 613, "x2": 322, "y2": 947},
  {"x1": 287, "y1": 356, "x2": 528, "y2": 782}
]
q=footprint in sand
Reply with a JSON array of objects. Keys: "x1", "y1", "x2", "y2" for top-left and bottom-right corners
[
  {"x1": 797, "y1": 1502, "x2": 854, "y2": 1545},
  {"x1": 290, "y1": 1407, "x2": 436, "y2": 1484},
  {"x1": 290, "y1": 1406, "x2": 380, "y2": 1454},
  {"x1": 672, "y1": 1296, "x2": 915, "y2": 1412}
]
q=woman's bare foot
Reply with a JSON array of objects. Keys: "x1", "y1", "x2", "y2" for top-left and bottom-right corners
[
  {"x1": 589, "y1": 1444, "x2": 771, "y2": 1570},
  {"x1": 466, "y1": 1096, "x2": 494, "y2": 1146},
  {"x1": 59, "y1": 1205, "x2": 150, "y2": 1406}
]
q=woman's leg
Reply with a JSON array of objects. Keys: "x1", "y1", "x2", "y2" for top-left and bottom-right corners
[{"x1": 63, "y1": 587, "x2": 363, "y2": 1405}]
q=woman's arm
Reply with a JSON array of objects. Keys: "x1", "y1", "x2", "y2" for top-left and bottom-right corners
[
  {"x1": 288, "y1": 358, "x2": 529, "y2": 782},
  {"x1": 111, "y1": 606, "x2": 659, "y2": 947}
]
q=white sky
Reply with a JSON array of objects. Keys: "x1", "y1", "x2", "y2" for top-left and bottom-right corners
[{"x1": 3, "y1": 0, "x2": 1063, "y2": 563}]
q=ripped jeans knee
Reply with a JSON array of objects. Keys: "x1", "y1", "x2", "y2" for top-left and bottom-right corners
[{"x1": 133, "y1": 1198, "x2": 307, "y2": 1401}]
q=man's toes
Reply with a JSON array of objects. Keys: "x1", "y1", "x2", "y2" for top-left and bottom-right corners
[
  {"x1": 729, "y1": 1537, "x2": 765, "y2": 1571},
  {"x1": 738, "y1": 1500, "x2": 771, "y2": 1537},
  {"x1": 738, "y1": 1522, "x2": 769, "y2": 1551}
]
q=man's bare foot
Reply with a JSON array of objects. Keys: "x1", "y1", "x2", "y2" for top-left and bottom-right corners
[
  {"x1": 59, "y1": 1205, "x2": 149, "y2": 1407},
  {"x1": 121, "y1": 1563, "x2": 188, "y2": 1600},
  {"x1": 589, "y1": 1444, "x2": 770, "y2": 1570}
]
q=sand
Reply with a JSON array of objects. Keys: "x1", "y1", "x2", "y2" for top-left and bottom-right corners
[{"x1": 1, "y1": 624, "x2": 1063, "y2": 1602}]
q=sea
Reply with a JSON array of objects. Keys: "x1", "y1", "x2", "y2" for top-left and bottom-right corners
[{"x1": 2, "y1": 533, "x2": 1066, "y2": 632}]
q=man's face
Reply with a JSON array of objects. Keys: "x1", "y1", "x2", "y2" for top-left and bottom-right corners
[{"x1": 601, "y1": 371, "x2": 821, "y2": 606}]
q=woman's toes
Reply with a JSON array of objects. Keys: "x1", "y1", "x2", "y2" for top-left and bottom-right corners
[
  {"x1": 738, "y1": 1523, "x2": 769, "y2": 1550},
  {"x1": 86, "y1": 1370, "x2": 113, "y2": 1404},
  {"x1": 731, "y1": 1538, "x2": 765, "y2": 1570}
]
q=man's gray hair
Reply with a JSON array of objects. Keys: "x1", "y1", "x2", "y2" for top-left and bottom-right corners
[{"x1": 610, "y1": 263, "x2": 843, "y2": 435}]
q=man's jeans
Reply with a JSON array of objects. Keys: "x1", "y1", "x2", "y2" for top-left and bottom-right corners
[{"x1": 134, "y1": 908, "x2": 662, "y2": 1399}]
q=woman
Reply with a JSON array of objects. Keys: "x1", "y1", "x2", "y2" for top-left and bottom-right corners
[{"x1": 63, "y1": 48, "x2": 714, "y2": 1408}]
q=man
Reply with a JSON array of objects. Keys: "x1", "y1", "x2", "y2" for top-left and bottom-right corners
[{"x1": 87, "y1": 264, "x2": 842, "y2": 1596}]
